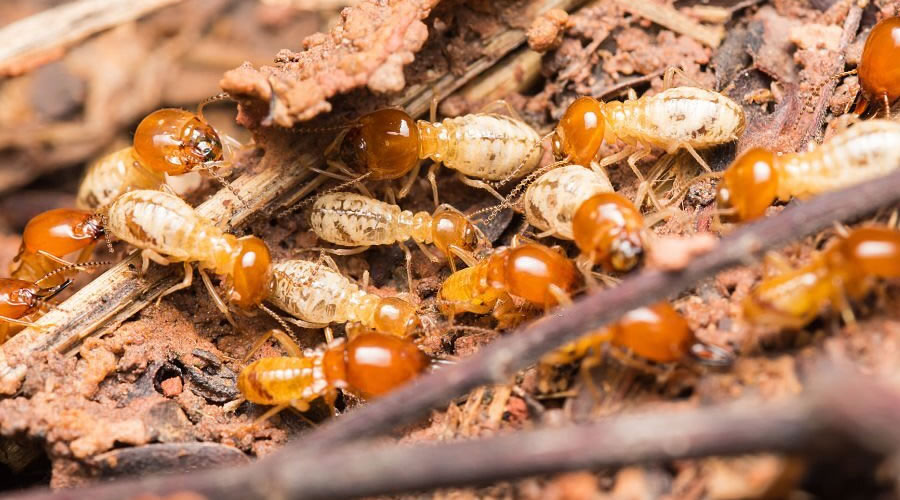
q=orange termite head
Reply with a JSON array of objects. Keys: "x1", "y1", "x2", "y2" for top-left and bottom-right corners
[
  {"x1": 611, "y1": 303, "x2": 694, "y2": 364},
  {"x1": 134, "y1": 108, "x2": 223, "y2": 175},
  {"x1": 372, "y1": 296, "x2": 421, "y2": 338},
  {"x1": 228, "y1": 236, "x2": 272, "y2": 310},
  {"x1": 0, "y1": 278, "x2": 71, "y2": 319},
  {"x1": 716, "y1": 147, "x2": 779, "y2": 221},
  {"x1": 572, "y1": 193, "x2": 644, "y2": 273},
  {"x1": 553, "y1": 96, "x2": 606, "y2": 166},
  {"x1": 342, "y1": 108, "x2": 419, "y2": 180},
  {"x1": 431, "y1": 209, "x2": 486, "y2": 257},
  {"x1": 324, "y1": 332, "x2": 428, "y2": 398},
  {"x1": 485, "y1": 243, "x2": 578, "y2": 306},
  {"x1": 830, "y1": 226, "x2": 900, "y2": 279},
  {"x1": 858, "y1": 17, "x2": 900, "y2": 111},
  {"x1": 22, "y1": 208, "x2": 105, "y2": 257}
]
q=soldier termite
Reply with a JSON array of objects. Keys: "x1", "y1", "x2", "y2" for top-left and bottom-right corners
[
  {"x1": 105, "y1": 190, "x2": 271, "y2": 325},
  {"x1": 0, "y1": 278, "x2": 72, "y2": 344},
  {"x1": 77, "y1": 103, "x2": 243, "y2": 210},
  {"x1": 716, "y1": 119, "x2": 900, "y2": 221},
  {"x1": 236, "y1": 329, "x2": 427, "y2": 424}
]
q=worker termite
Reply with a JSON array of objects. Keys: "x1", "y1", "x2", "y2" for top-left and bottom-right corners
[
  {"x1": 541, "y1": 302, "x2": 732, "y2": 377},
  {"x1": 105, "y1": 190, "x2": 271, "y2": 324},
  {"x1": 237, "y1": 329, "x2": 428, "y2": 422},
  {"x1": 552, "y1": 70, "x2": 745, "y2": 174},
  {"x1": 716, "y1": 119, "x2": 900, "y2": 221},
  {"x1": 10, "y1": 208, "x2": 107, "y2": 288},
  {"x1": 77, "y1": 106, "x2": 242, "y2": 210},
  {"x1": 323, "y1": 105, "x2": 543, "y2": 205},
  {"x1": 438, "y1": 242, "x2": 578, "y2": 324},
  {"x1": 266, "y1": 259, "x2": 421, "y2": 337},
  {"x1": 309, "y1": 192, "x2": 490, "y2": 288},
  {"x1": 522, "y1": 165, "x2": 645, "y2": 275},
  {"x1": 0, "y1": 278, "x2": 72, "y2": 344},
  {"x1": 743, "y1": 226, "x2": 900, "y2": 330}
]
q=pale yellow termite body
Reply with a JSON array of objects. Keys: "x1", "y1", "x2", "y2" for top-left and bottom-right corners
[
  {"x1": 309, "y1": 192, "x2": 432, "y2": 247},
  {"x1": 603, "y1": 87, "x2": 746, "y2": 154},
  {"x1": 419, "y1": 114, "x2": 543, "y2": 180},
  {"x1": 523, "y1": 165, "x2": 614, "y2": 240},
  {"x1": 775, "y1": 120, "x2": 900, "y2": 200},
  {"x1": 266, "y1": 259, "x2": 418, "y2": 336},
  {"x1": 77, "y1": 147, "x2": 167, "y2": 210}
]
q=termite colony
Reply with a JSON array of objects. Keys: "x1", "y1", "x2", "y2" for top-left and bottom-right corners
[{"x1": 8, "y1": 12, "x2": 900, "y2": 437}]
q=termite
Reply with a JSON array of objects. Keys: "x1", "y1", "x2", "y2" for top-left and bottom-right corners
[
  {"x1": 716, "y1": 119, "x2": 900, "y2": 221},
  {"x1": 0, "y1": 278, "x2": 72, "y2": 344},
  {"x1": 237, "y1": 328, "x2": 427, "y2": 422},
  {"x1": 10, "y1": 209, "x2": 107, "y2": 288},
  {"x1": 266, "y1": 259, "x2": 420, "y2": 337},
  {"x1": 552, "y1": 70, "x2": 745, "y2": 174},
  {"x1": 743, "y1": 227, "x2": 900, "y2": 330},
  {"x1": 438, "y1": 242, "x2": 578, "y2": 324},
  {"x1": 541, "y1": 302, "x2": 732, "y2": 373},
  {"x1": 308, "y1": 192, "x2": 489, "y2": 286},
  {"x1": 77, "y1": 105, "x2": 242, "y2": 210},
  {"x1": 324, "y1": 105, "x2": 543, "y2": 205},
  {"x1": 841, "y1": 16, "x2": 900, "y2": 116},
  {"x1": 105, "y1": 190, "x2": 271, "y2": 324},
  {"x1": 522, "y1": 165, "x2": 645, "y2": 274}
]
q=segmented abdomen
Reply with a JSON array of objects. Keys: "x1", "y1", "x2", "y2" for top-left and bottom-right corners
[
  {"x1": 779, "y1": 120, "x2": 900, "y2": 200},
  {"x1": 439, "y1": 265, "x2": 500, "y2": 315},
  {"x1": 310, "y1": 192, "x2": 404, "y2": 246},
  {"x1": 420, "y1": 114, "x2": 542, "y2": 180},
  {"x1": 237, "y1": 356, "x2": 325, "y2": 405},
  {"x1": 268, "y1": 260, "x2": 369, "y2": 325},
  {"x1": 524, "y1": 165, "x2": 614, "y2": 240},
  {"x1": 107, "y1": 190, "x2": 202, "y2": 261},
  {"x1": 77, "y1": 147, "x2": 166, "y2": 210},
  {"x1": 617, "y1": 87, "x2": 745, "y2": 151}
]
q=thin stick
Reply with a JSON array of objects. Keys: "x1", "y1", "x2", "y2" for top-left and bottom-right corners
[
  {"x1": 8, "y1": 367, "x2": 900, "y2": 500},
  {"x1": 609, "y1": 0, "x2": 724, "y2": 48}
]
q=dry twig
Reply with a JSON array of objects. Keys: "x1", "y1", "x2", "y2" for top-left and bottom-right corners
[
  {"x1": 6, "y1": 366, "x2": 900, "y2": 499},
  {"x1": 610, "y1": 0, "x2": 724, "y2": 48},
  {"x1": 0, "y1": 0, "x2": 183, "y2": 76}
]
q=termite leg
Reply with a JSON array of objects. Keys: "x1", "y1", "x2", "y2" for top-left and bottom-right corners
[
  {"x1": 626, "y1": 87, "x2": 638, "y2": 101},
  {"x1": 198, "y1": 267, "x2": 238, "y2": 328},
  {"x1": 479, "y1": 99, "x2": 524, "y2": 122},
  {"x1": 678, "y1": 142, "x2": 713, "y2": 173},
  {"x1": 412, "y1": 239, "x2": 440, "y2": 264},
  {"x1": 323, "y1": 128, "x2": 350, "y2": 158},
  {"x1": 663, "y1": 66, "x2": 704, "y2": 90},
  {"x1": 306, "y1": 246, "x2": 371, "y2": 256},
  {"x1": 884, "y1": 93, "x2": 891, "y2": 119},
  {"x1": 0, "y1": 315, "x2": 49, "y2": 329},
  {"x1": 324, "y1": 326, "x2": 334, "y2": 344},
  {"x1": 320, "y1": 254, "x2": 341, "y2": 273},
  {"x1": 141, "y1": 249, "x2": 171, "y2": 275},
  {"x1": 547, "y1": 284, "x2": 573, "y2": 309},
  {"x1": 397, "y1": 161, "x2": 422, "y2": 199},
  {"x1": 578, "y1": 353, "x2": 605, "y2": 401},
  {"x1": 287, "y1": 404, "x2": 319, "y2": 425},
  {"x1": 399, "y1": 241, "x2": 415, "y2": 293},
  {"x1": 243, "y1": 328, "x2": 276, "y2": 362},
  {"x1": 427, "y1": 163, "x2": 441, "y2": 207},
  {"x1": 447, "y1": 245, "x2": 477, "y2": 269},
  {"x1": 596, "y1": 146, "x2": 635, "y2": 170},
  {"x1": 284, "y1": 316, "x2": 330, "y2": 330},
  {"x1": 575, "y1": 255, "x2": 599, "y2": 289},
  {"x1": 157, "y1": 262, "x2": 194, "y2": 306},
  {"x1": 35, "y1": 250, "x2": 76, "y2": 267},
  {"x1": 455, "y1": 172, "x2": 505, "y2": 202},
  {"x1": 250, "y1": 403, "x2": 290, "y2": 428}
]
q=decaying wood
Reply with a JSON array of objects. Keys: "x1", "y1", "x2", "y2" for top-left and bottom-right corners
[
  {"x1": 0, "y1": 0, "x2": 184, "y2": 76},
  {"x1": 7, "y1": 365, "x2": 900, "y2": 500},
  {"x1": 610, "y1": 0, "x2": 724, "y2": 48}
]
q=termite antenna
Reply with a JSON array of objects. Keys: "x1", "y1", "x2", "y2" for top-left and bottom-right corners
[
  {"x1": 259, "y1": 303, "x2": 296, "y2": 336},
  {"x1": 34, "y1": 261, "x2": 113, "y2": 287},
  {"x1": 200, "y1": 163, "x2": 250, "y2": 210},
  {"x1": 658, "y1": 170, "x2": 724, "y2": 209},
  {"x1": 484, "y1": 158, "x2": 569, "y2": 225},
  {"x1": 34, "y1": 279, "x2": 73, "y2": 301},
  {"x1": 280, "y1": 171, "x2": 372, "y2": 217},
  {"x1": 93, "y1": 213, "x2": 115, "y2": 254},
  {"x1": 197, "y1": 92, "x2": 231, "y2": 121},
  {"x1": 488, "y1": 131, "x2": 553, "y2": 190}
]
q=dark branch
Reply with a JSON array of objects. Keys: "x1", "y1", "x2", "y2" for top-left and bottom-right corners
[{"x1": 8, "y1": 366, "x2": 900, "y2": 500}]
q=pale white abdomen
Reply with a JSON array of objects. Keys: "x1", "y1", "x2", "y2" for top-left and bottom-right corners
[
  {"x1": 310, "y1": 192, "x2": 405, "y2": 246},
  {"x1": 107, "y1": 190, "x2": 201, "y2": 261},
  {"x1": 77, "y1": 147, "x2": 166, "y2": 210},
  {"x1": 524, "y1": 165, "x2": 614, "y2": 240},
  {"x1": 267, "y1": 260, "x2": 376, "y2": 325}
]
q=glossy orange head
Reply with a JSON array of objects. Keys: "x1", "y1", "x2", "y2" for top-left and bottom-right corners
[
  {"x1": 343, "y1": 109, "x2": 419, "y2": 180},
  {"x1": 340, "y1": 332, "x2": 428, "y2": 398},
  {"x1": 22, "y1": 209, "x2": 104, "y2": 257},
  {"x1": 611, "y1": 303, "x2": 694, "y2": 363},
  {"x1": 487, "y1": 244, "x2": 578, "y2": 306},
  {"x1": 431, "y1": 210, "x2": 483, "y2": 257},
  {"x1": 716, "y1": 148, "x2": 779, "y2": 221},
  {"x1": 228, "y1": 236, "x2": 272, "y2": 309},
  {"x1": 859, "y1": 17, "x2": 900, "y2": 107},
  {"x1": 372, "y1": 297, "x2": 420, "y2": 337},
  {"x1": 833, "y1": 227, "x2": 900, "y2": 278},
  {"x1": 552, "y1": 96, "x2": 606, "y2": 166},
  {"x1": 572, "y1": 193, "x2": 644, "y2": 272},
  {"x1": 134, "y1": 108, "x2": 223, "y2": 175},
  {"x1": 0, "y1": 278, "x2": 55, "y2": 319}
]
